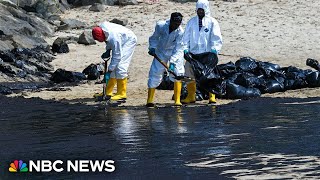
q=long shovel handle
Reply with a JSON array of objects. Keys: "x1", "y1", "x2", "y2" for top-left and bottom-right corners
[
  {"x1": 154, "y1": 54, "x2": 194, "y2": 82},
  {"x1": 102, "y1": 60, "x2": 108, "y2": 97},
  {"x1": 153, "y1": 54, "x2": 178, "y2": 77}
]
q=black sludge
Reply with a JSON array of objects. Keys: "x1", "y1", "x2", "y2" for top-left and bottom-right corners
[{"x1": 226, "y1": 81, "x2": 261, "y2": 99}]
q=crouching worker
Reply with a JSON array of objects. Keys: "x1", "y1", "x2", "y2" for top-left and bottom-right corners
[
  {"x1": 182, "y1": 0, "x2": 223, "y2": 104},
  {"x1": 92, "y1": 21, "x2": 137, "y2": 101},
  {"x1": 146, "y1": 12, "x2": 185, "y2": 107}
]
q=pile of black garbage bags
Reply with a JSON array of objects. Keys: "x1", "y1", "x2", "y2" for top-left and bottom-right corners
[{"x1": 157, "y1": 56, "x2": 320, "y2": 100}]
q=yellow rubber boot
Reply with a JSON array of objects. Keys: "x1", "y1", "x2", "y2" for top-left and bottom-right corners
[
  {"x1": 181, "y1": 81, "x2": 196, "y2": 104},
  {"x1": 209, "y1": 93, "x2": 217, "y2": 104},
  {"x1": 174, "y1": 81, "x2": 182, "y2": 106},
  {"x1": 111, "y1": 78, "x2": 127, "y2": 101},
  {"x1": 146, "y1": 88, "x2": 155, "y2": 107},
  {"x1": 105, "y1": 78, "x2": 116, "y2": 96}
]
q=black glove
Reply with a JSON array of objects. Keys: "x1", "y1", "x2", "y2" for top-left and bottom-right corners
[{"x1": 101, "y1": 49, "x2": 111, "y2": 59}]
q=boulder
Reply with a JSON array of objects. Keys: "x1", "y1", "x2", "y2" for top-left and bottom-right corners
[
  {"x1": 52, "y1": 37, "x2": 69, "y2": 53},
  {"x1": 58, "y1": 18, "x2": 87, "y2": 31},
  {"x1": 111, "y1": 18, "x2": 128, "y2": 26},
  {"x1": 78, "y1": 30, "x2": 96, "y2": 45},
  {"x1": 89, "y1": 3, "x2": 105, "y2": 12}
]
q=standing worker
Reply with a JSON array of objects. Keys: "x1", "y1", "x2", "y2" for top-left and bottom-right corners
[
  {"x1": 182, "y1": 0, "x2": 223, "y2": 104},
  {"x1": 92, "y1": 21, "x2": 137, "y2": 101},
  {"x1": 147, "y1": 12, "x2": 185, "y2": 107}
]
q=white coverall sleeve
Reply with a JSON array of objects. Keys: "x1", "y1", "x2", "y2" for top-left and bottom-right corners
[
  {"x1": 108, "y1": 38, "x2": 122, "y2": 72},
  {"x1": 149, "y1": 23, "x2": 161, "y2": 49},
  {"x1": 169, "y1": 34, "x2": 184, "y2": 64},
  {"x1": 210, "y1": 20, "x2": 223, "y2": 53},
  {"x1": 182, "y1": 21, "x2": 192, "y2": 52}
]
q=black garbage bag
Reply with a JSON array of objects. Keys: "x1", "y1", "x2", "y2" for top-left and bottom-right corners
[
  {"x1": 196, "y1": 88, "x2": 208, "y2": 101},
  {"x1": 217, "y1": 61, "x2": 237, "y2": 78},
  {"x1": 306, "y1": 58, "x2": 320, "y2": 71},
  {"x1": 82, "y1": 63, "x2": 103, "y2": 80},
  {"x1": 282, "y1": 66, "x2": 308, "y2": 90},
  {"x1": 51, "y1": 68, "x2": 86, "y2": 83},
  {"x1": 306, "y1": 71, "x2": 320, "y2": 87},
  {"x1": 263, "y1": 77, "x2": 285, "y2": 93},
  {"x1": 235, "y1": 57, "x2": 258, "y2": 72},
  {"x1": 226, "y1": 81, "x2": 261, "y2": 99},
  {"x1": 234, "y1": 72, "x2": 266, "y2": 88},
  {"x1": 156, "y1": 71, "x2": 174, "y2": 90},
  {"x1": 284, "y1": 79, "x2": 308, "y2": 90},
  {"x1": 256, "y1": 61, "x2": 283, "y2": 78},
  {"x1": 185, "y1": 52, "x2": 224, "y2": 95}
]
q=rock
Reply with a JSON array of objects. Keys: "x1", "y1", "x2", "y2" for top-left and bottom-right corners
[
  {"x1": 118, "y1": 0, "x2": 138, "y2": 5},
  {"x1": 0, "y1": 51, "x2": 15, "y2": 62},
  {"x1": 0, "y1": 63, "x2": 18, "y2": 75},
  {"x1": 58, "y1": 18, "x2": 87, "y2": 31},
  {"x1": 78, "y1": 30, "x2": 96, "y2": 45},
  {"x1": 0, "y1": 40, "x2": 15, "y2": 52},
  {"x1": 34, "y1": 0, "x2": 68, "y2": 19},
  {"x1": 28, "y1": 58, "x2": 54, "y2": 72},
  {"x1": 71, "y1": 0, "x2": 115, "y2": 6},
  {"x1": 110, "y1": 18, "x2": 128, "y2": 26},
  {"x1": 52, "y1": 37, "x2": 69, "y2": 53},
  {"x1": 11, "y1": 34, "x2": 49, "y2": 49},
  {"x1": 89, "y1": 3, "x2": 105, "y2": 12},
  {"x1": 0, "y1": 84, "x2": 13, "y2": 95}
]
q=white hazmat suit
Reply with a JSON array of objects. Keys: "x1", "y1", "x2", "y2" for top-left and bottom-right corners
[
  {"x1": 99, "y1": 21, "x2": 137, "y2": 101},
  {"x1": 181, "y1": 0, "x2": 223, "y2": 104},
  {"x1": 100, "y1": 21, "x2": 137, "y2": 79},
  {"x1": 148, "y1": 20, "x2": 185, "y2": 88}
]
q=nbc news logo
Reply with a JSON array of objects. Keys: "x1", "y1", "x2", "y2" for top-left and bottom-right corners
[
  {"x1": 9, "y1": 160, "x2": 28, "y2": 172},
  {"x1": 9, "y1": 159, "x2": 115, "y2": 173}
]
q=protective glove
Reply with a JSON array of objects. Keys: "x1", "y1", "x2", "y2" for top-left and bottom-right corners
[
  {"x1": 168, "y1": 63, "x2": 176, "y2": 72},
  {"x1": 103, "y1": 71, "x2": 111, "y2": 84},
  {"x1": 101, "y1": 49, "x2": 111, "y2": 59},
  {"x1": 183, "y1": 49, "x2": 193, "y2": 61},
  {"x1": 211, "y1": 49, "x2": 218, "y2": 55},
  {"x1": 148, "y1": 48, "x2": 156, "y2": 56}
]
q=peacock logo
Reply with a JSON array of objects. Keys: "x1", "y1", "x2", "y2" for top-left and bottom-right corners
[{"x1": 9, "y1": 160, "x2": 28, "y2": 172}]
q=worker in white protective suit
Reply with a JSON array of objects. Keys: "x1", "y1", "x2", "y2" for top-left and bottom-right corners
[
  {"x1": 146, "y1": 12, "x2": 185, "y2": 107},
  {"x1": 182, "y1": 0, "x2": 223, "y2": 104},
  {"x1": 92, "y1": 21, "x2": 137, "y2": 101}
]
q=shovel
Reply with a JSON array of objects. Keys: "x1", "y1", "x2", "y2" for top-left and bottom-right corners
[
  {"x1": 94, "y1": 57, "x2": 111, "y2": 102},
  {"x1": 154, "y1": 54, "x2": 194, "y2": 82}
]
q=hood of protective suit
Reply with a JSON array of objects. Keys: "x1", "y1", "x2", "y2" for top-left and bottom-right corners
[{"x1": 196, "y1": 0, "x2": 211, "y2": 16}]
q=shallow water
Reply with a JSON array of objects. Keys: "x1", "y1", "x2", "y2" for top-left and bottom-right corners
[{"x1": 1, "y1": 96, "x2": 320, "y2": 179}]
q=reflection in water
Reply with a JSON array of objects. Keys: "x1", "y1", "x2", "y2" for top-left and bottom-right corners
[{"x1": 1, "y1": 96, "x2": 320, "y2": 179}]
